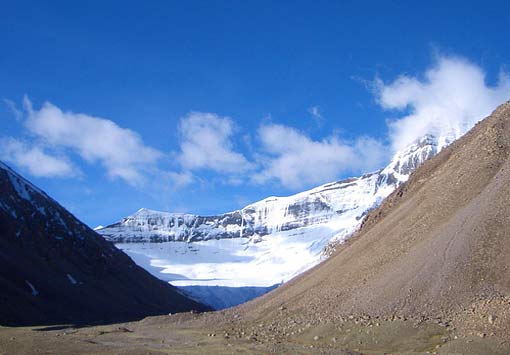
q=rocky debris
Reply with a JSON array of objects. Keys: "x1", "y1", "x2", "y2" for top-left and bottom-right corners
[{"x1": 453, "y1": 295, "x2": 510, "y2": 338}]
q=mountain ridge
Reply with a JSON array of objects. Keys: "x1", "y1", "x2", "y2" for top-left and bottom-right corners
[
  {"x1": 97, "y1": 133, "x2": 444, "y2": 246},
  {"x1": 0, "y1": 161, "x2": 209, "y2": 326}
]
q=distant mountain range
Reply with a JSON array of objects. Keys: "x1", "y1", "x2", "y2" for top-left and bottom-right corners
[{"x1": 99, "y1": 134, "x2": 446, "y2": 245}]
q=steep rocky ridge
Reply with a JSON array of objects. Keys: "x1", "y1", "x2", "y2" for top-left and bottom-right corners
[{"x1": 0, "y1": 162, "x2": 209, "y2": 326}]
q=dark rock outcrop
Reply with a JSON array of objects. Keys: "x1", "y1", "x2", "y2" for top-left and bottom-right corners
[{"x1": 0, "y1": 162, "x2": 210, "y2": 326}]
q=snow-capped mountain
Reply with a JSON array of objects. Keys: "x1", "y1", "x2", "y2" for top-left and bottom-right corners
[
  {"x1": 0, "y1": 161, "x2": 207, "y2": 325},
  {"x1": 97, "y1": 134, "x2": 452, "y2": 309},
  {"x1": 99, "y1": 134, "x2": 445, "y2": 245}
]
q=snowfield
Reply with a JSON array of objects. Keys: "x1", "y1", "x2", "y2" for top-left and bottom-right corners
[{"x1": 116, "y1": 224, "x2": 337, "y2": 288}]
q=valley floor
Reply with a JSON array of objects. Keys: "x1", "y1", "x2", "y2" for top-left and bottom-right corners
[{"x1": 1, "y1": 311, "x2": 509, "y2": 355}]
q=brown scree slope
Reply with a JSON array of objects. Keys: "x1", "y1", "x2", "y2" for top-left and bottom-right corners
[{"x1": 236, "y1": 101, "x2": 510, "y2": 334}]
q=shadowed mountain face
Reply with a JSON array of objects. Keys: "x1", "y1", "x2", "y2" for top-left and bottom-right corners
[
  {"x1": 0, "y1": 162, "x2": 209, "y2": 326},
  {"x1": 235, "y1": 102, "x2": 510, "y2": 337}
]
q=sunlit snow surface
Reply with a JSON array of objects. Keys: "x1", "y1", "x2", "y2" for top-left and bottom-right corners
[
  {"x1": 117, "y1": 224, "x2": 337, "y2": 287},
  {"x1": 115, "y1": 169, "x2": 395, "y2": 290},
  {"x1": 114, "y1": 169, "x2": 396, "y2": 288}
]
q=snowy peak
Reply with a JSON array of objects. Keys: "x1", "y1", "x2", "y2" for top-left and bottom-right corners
[
  {"x1": 374, "y1": 134, "x2": 442, "y2": 192},
  {"x1": 102, "y1": 206, "x2": 244, "y2": 243},
  {"x1": 97, "y1": 133, "x2": 446, "y2": 245},
  {"x1": 384, "y1": 134, "x2": 442, "y2": 176}
]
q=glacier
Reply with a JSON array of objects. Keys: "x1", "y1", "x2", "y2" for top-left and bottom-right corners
[{"x1": 97, "y1": 134, "x2": 451, "y2": 309}]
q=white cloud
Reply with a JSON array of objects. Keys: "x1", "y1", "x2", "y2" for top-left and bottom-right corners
[
  {"x1": 177, "y1": 112, "x2": 252, "y2": 174},
  {"x1": 308, "y1": 106, "x2": 324, "y2": 126},
  {"x1": 5, "y1": 54, "x2": 507, "y2": 196},
  {"x1": 375, "y1": 55, "x2": 510, "y2": 152},
  {"x1": 3, "y1": 99, "x2": 23, "y2": 121},
  {"x1": 23, "y1": 98, "x2": 162, "y2": 185},
  {"x1": 0, "y1": 137, "x2": 77, "y2": 177},
  {"x1": 253, "y1": 123, "x2": 386, "y2": 188},
  {"x1": 165, "y1": 170, "x2": 194, "y2": 188}
]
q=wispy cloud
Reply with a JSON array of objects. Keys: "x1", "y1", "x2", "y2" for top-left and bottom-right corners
[
  {"x1": 252, "y1": 55, "x2": 510, "y2": 188},
  {"x1": 3, "y1": 98, "x2": 23, "y2": 121},
  {"x1": 253, "y1": 123, "x2": 386, "y2": 188},
  {"x1": 3, "y1": 54, "x2": 508, "y2": 194},
  {"x1": 374, "y1": 55, "x2": 510, "y2": 152},
  {"x1": 22, "y1": 97, "x2": 162, "y2": 185},
  {"x1": 177, "y1": 112, "x2": 253, "y2": 174},
  {"x1": 164, "y1": 170, "x2": 195, "y2": 188},
  {"x1": 307, "y1": 106, "x2": 324, "y2": 126},
  {"x1": 0, "y1": 137, "x2": 78, "y2": 178}
]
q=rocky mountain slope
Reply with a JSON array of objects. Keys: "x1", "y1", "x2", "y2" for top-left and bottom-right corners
[
  {"x1": 223, "y1": 101, "x2": 510, "y2": 352},
  {"x1": 0, "y1": 162, "x2": 209, "y2": 326}
]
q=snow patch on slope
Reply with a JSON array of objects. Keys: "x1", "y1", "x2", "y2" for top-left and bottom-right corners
[{"x1": 25, "y1": 280, "x2": 39, "y2": 296}]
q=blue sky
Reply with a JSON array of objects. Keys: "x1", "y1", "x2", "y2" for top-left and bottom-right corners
[{"x1": 1, "y1": 0, "x2": 510, "y2": 227}]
